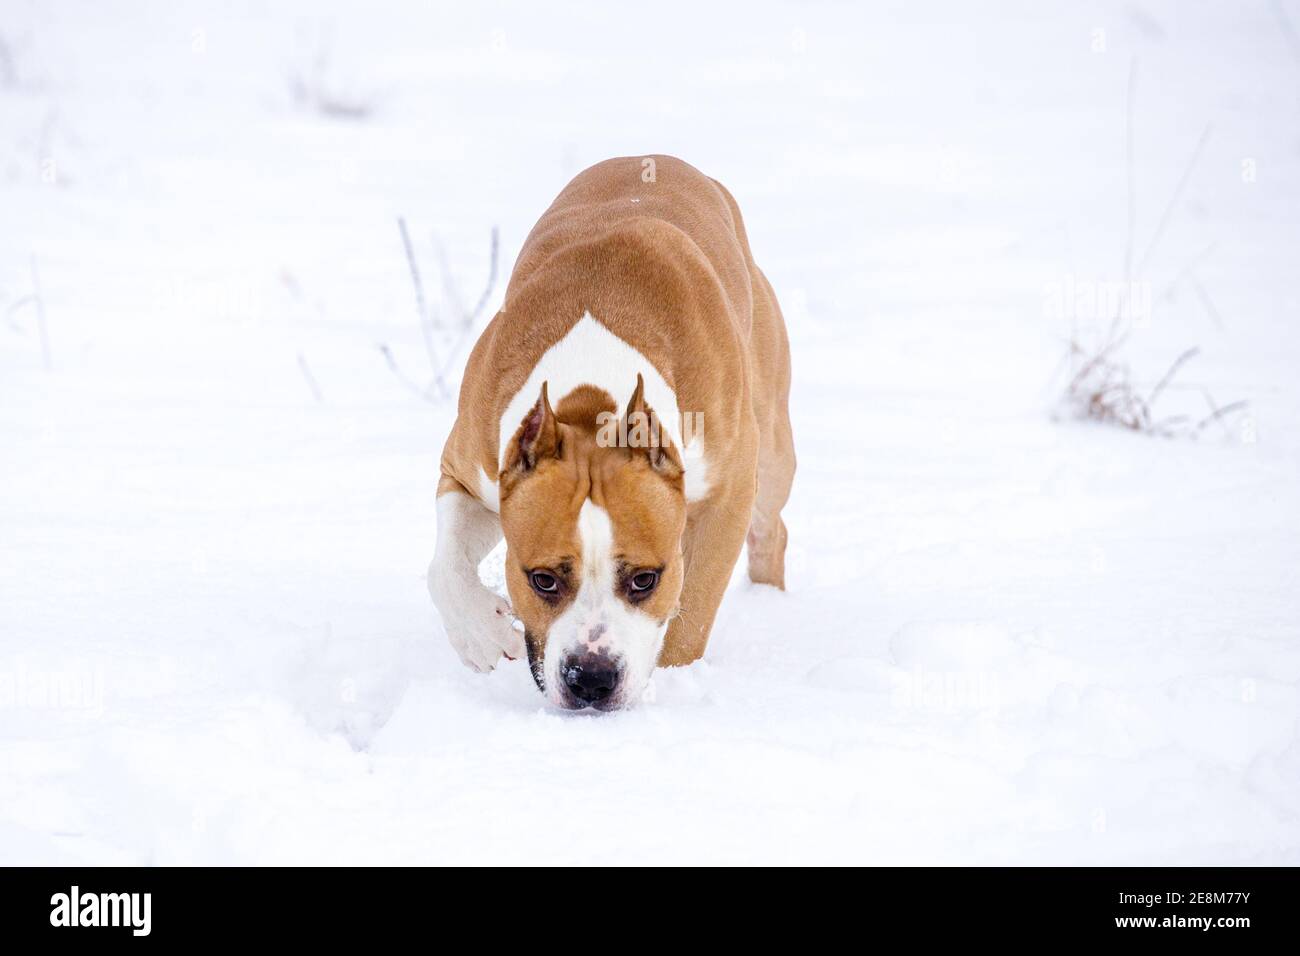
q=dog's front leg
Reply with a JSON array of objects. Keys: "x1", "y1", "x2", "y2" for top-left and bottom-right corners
[
  {"x1": 659, "y1": 480, "x2": 755, "y2": 667},
  {"x1": 428, "y1": 479, "x2": 524, "y2": 672}
]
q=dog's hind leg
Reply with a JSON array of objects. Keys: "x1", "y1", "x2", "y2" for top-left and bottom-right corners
[
  {"x1": 745, "y1": 268, "x2": 795, "y2": 590},
  {"x1": 747, "y1": 408, "x2": 794, "y2": 589}
]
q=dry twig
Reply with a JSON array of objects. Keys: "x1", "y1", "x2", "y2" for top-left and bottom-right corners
[
  {"x1": 383, "y1": 221, "x2": 500, "y2": 403},
  {"x1": 1057, "y1": 60, "x2": 1244, "y2": 440}
]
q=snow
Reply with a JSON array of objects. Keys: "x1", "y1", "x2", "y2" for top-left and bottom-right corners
[{"x1": 2, "y1": 0, "x2": 1298, "y2": 864}]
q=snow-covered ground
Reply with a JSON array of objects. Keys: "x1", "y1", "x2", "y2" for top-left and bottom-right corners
[{"x1": 2, "y1": 0, "x2": 1298, "y2": 864}]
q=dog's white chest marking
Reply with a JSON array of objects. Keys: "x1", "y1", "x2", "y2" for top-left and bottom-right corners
[{"x1": 491, "y1": 312, "x2": 709, "y2": 502}]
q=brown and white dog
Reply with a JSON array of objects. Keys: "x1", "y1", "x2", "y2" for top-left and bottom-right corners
[{"x1": 429, "y1": 155, "x2": 794, "y2": 710}]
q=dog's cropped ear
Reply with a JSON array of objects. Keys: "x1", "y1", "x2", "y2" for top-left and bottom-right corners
[
  {"x1": 624, "y1": 373, "x2": 683, "y2": 481},
  {"x1": 504, "y1": 381, "x2": 561, "y2": 473}
]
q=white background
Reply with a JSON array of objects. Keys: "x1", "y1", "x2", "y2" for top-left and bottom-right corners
[{"x1": 2, "y1": 0, "x2": 1298, "y2": 863}]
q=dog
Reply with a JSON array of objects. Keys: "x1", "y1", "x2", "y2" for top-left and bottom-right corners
[{"x1": 428, "y1": 155, "x2": 794, "y2": 710}]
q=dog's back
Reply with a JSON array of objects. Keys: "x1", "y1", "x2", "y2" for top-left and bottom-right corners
[
  {"x1": 507, "y1": 155, "x2": 755, "y2": 335},
  {"x1": 446, "y1": 156, "x2": 789, "y2": 494}
]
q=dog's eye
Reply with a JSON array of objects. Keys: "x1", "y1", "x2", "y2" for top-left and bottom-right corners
[
  {"x1": 628, "y1": 570, "x2": 659, "y2": 594},
  {"x1": 529, "y1": 570, "x2": 560, "y2": 594}
]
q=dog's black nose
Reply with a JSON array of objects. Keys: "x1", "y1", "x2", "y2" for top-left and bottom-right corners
[{"x1": 562, "y1": 654, "x2": 619, "y2": 704}]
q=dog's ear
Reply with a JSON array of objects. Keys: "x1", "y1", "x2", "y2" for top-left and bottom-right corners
[
  {"x1": 504, "y1": 381, "x2": 561, "y2": 473},
  {"x1": 623, "y1": 373, "x2": 683, "y2": 480}
]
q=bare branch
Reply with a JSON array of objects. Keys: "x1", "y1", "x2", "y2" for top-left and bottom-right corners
[
  {"x1": 1189, "y1": 274, "x2": 1224, "y2": 329},
  {"x1": 1136, "y1": 124, "x2": 1212, "y2": 276},
  {"x1": 297, "y1": 351, "x2": 323, "y2": 403},
  {"x1": 1055, "y1": 66, "x2": 1242, "y2": 443},
  {"x1": 1196, "y1": 396, "x2": 1249, "y2": 435},
  {"x1": 397, "y1": 217, "x2": 447, "y2": 398},
  {"x1": 432, "y1": 225, "x2": 500, "y2": 329},
  {"x1": 466, "y1": 226, "x2": 500, "y2": 326},
  {"x1": 1147, "y1": 347, "x2": 1199, "y2": 408},
  {"x1": 377, "y1": 343, "x2": 436, "y2": 404},
  {"x1": 286, "y1": 34, "x2": 378, "y2": 120}
]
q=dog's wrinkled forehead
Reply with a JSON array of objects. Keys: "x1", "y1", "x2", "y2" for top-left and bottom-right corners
[
  {"x1": 498, "y1": 378, "x2": 687, "y2": 558},
  {"x1": 500, "y1": 452, "x2": 682, "y2": 578}
]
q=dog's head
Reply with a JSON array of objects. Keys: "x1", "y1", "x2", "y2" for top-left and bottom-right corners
[{"x1": 498, "y1": 375, "x2": 686, "y2": 710}]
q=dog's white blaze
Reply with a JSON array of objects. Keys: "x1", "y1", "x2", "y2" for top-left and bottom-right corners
[
  {"x1": 577, "y1": 498, "x2": 615, "y2": 589},
  {"x1": 495, "y1": 311, "x2": 709, "y2": 502},
  {"x1": 542, "y1": 499, "x2": 664, "y2": 707}
]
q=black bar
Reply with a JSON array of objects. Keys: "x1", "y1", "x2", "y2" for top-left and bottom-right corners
[{"x1": 0, "y1": 867, "x2": 1291, "y2": 943}]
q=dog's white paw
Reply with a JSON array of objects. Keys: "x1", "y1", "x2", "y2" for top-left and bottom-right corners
[{"x1": 443, "y1": 588, "x2": 525, "y2": 673}]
